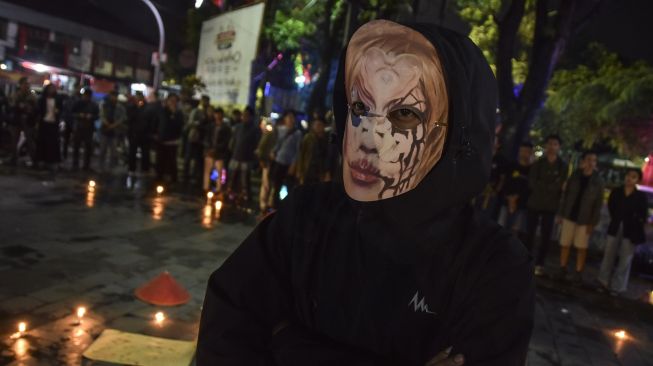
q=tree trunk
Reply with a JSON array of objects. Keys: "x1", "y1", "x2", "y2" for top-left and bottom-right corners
[
  {"x1": 497, "y1": 0, "x2": 583, "y2": 157},
  {"x1": 495, "y1": 0, "x2": 526, "y2": 153},
  {"x1": 307, "y1": 0, "x2": 346, "y2": 115}
]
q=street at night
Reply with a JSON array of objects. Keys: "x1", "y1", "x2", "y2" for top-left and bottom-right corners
[
  {"x1": 1, "y1": 0, "x2": 653, "y2": 365},
  {"x1": 0, "y1": 166, "x2": 651, "y2": 365}
]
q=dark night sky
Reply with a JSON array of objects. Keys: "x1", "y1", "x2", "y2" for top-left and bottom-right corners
[
  {"x1": 568, "y1": 0, "x2": 653, "y2": 64},
  {"x1": 6, "y1": 0, "x2": 653, "y2": 65},
  {"x1": 5, "y1": 0, "x2": 189, "y2": 47}
]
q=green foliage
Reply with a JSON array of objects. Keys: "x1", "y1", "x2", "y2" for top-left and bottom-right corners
[
  {"x1": 536, "y1": 44, "x2": 653, "y2": 157},
  {"x1": 358, "y1": 0, "x2": 413, "y2": 23},
  {"x1": 265, "y1": 7, "x2": 317, "y2": 51},
  {"x1": 456, "y1": 0, "x2": 535, "y2": 81}
]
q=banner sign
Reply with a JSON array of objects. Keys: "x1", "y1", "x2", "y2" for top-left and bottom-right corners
[{"x1": 196, "y1": 2, "x2": 265, "y2": 106}]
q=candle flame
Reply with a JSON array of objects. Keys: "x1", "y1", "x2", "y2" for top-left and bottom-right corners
[
  {"x1": 207, "y1": 191, "x2": 214, "y2": 199},
  {"x1": 156, "y1": 185, "x2": 164, "y2": 194},
  {"x1": 88, "y1": 180, "x2": 96, "y2": 188},
  {"x1": 154, "y1": 311, "x2": 165, "y2": 324},
  {"x1": 76, "y1": 306, "x2": 86, "y2": 319},
  {"x1": 215, "y1": 200, "x2": 223, "y2": 211},
  {"x1": 614, "y1": 330, "x2": 627, "y2": 340},
  {"x1": 18, "y1": 322, "x2": 26, "y2": 333}
]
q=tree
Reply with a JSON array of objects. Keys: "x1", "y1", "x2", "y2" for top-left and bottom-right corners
[
  {"x1": 535, "y1": 44, "x2": 653, "y2": 158},
  {"x1": 455, "y1": 0, "x2": 605, "y2": 156}
]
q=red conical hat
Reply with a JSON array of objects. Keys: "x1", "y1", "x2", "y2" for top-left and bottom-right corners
[{"x1": 135, "y1": 271, "x2": 190, "y2": 306}]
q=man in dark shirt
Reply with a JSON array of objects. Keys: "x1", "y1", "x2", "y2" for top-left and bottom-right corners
[
  {"x1": 71, "y1": 89, "x2": 99, "y2": 171},
  {"x1": 525, "y1": 134, "x2": 568, "y2": 276},
  {"x1": 8, "y1": 77, "x2": 37, "y2": 165},
  {"x1": 555, "y1": 151, "x2": 604, "y2": 284},
  {"x1": 228, "y1": 106, "x2": 259, "y2": 202},
  {"x1": 197, "y1": 20, "x2": 533, "y2": 366},
  {"x1": 155, "y1": 94, "x2": 183, "y2": 183},
  {"x1": 126, "y1": 92, "x2": 154, "y2": 176},
  {"x1": 499, "y1": 142, "x2": 533, "y2": 236},
  {"x1": 597, "y1": 168, "x2": 647, "y2": 294}
]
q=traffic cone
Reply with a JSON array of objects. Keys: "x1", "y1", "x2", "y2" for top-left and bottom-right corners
[{"x1": 135, "y1": 271, "x2": 190, "y2": 306}]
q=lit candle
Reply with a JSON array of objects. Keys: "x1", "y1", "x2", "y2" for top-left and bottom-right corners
[
  {"x1": 156, "y1": 185, "x2": 164, "y2": 194},
  {"x1": 207, "y1": 191, "x2": 214, "y2": 199},
  {"x1": 17, "y1": 322, "x2": 26, "y2": 335},
  {"x1": 88, "y1": 180, "x2": 96, "y2": 188},
  {"x1": 215, "y1": 200, "x2": 223, "y2": 211},
  {"x1": 154, "y1": 311, "x2": 165, "y2": 326},
  {"x1": 76, "y1": 306, "x2": 86, "y2": 322},
  {"x1": 614, "y1": 330, "x2": 627, "y2": 340}
]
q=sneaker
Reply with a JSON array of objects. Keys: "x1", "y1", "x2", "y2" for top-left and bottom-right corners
[
  {"x1": 567, "y1": 271, "x2": 583, "y2": 286},
  {"x1": 534, "y1": 266, "x2": 545, "y2": 276},
  {"x1": 552, "y1": 266, "x2": 567, "y2": 281}
]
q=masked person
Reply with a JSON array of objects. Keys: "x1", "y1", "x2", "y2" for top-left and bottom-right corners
[{"x1": 198, "y1": 20, "x2": 534, "y2": 365}]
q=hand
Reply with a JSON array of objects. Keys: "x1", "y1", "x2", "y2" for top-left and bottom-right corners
[{"x1": 425, "y1": 347, "x2": 465, "y2": 366}]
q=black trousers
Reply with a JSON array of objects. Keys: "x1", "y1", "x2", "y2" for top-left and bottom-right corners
[
  {"x1": 62, "y1": 120, "x2": 73, "y2": 159},
  {"x1": 525, "y1": 209, "x2": 556, "y2": 266},
  {"x1": 72, "y1": 127, "x2": 94, "y2": 169},
  {"x1": 156, "y1": 143, "x2": 178, "y2": 182},
  {"x1": 128, "y1": 135, "x2": 151, "y2": 173},
  {"x1": 36, "y1": 122, "x2": 61, "y2": 164},
  {"x1": 183, "y1": 142, "x2": 204, "y2": 181}
]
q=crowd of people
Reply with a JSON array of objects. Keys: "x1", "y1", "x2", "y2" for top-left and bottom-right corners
[
  {"x1": 0, "y1": 78, "x2": 341, "y2": 213},
  {"x1": 478, "y1": 134, "x2": 649, "y2": 296}
]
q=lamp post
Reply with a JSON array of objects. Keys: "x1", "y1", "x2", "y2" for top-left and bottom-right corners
[{"x1": 140, "y1": 0, "x2": 165, "y2": 89}]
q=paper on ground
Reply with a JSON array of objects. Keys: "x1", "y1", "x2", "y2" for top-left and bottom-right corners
[{"x1": 83, "y1": 328, "x2": 195, "y2": 366}]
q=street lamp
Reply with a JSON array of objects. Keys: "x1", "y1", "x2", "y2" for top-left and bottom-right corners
[{"x1": 140, "y1": 0, "x2": 165, "y2": 89}]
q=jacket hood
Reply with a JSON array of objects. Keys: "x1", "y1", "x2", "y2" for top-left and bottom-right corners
[{"x1": 333, "y1": 21, "x2": 497, "y2": 223}]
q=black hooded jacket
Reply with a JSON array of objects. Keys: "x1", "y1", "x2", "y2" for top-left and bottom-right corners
[{"x1": 197, "y1": 22, "x2": 534, "y2": 366}]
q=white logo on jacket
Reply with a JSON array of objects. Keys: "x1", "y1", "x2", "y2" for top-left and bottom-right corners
[{"x1": 409, "y1": 291, "x2": 435, "y2": 314}]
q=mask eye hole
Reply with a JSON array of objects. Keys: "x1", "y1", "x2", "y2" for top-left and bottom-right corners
[
  {"x1": 388, "y1": 107, "x2": 423, "y2": 130},
  {"x1": 351, "y1": 101, "x2": 368, "y2": 117}
]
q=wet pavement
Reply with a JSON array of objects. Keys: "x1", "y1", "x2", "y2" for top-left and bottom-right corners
[{"x1": 0, "y1": 165, "x2": 652, "y2": 366}]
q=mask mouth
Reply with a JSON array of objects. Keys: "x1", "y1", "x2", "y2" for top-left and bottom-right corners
[{"x1": 348, "y1": 159, "x2": 381, "y2": 186}]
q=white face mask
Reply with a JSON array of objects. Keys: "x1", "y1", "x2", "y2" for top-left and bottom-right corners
[{"x1": 343, "y1": 20, "x2": 449, "y2": 202}]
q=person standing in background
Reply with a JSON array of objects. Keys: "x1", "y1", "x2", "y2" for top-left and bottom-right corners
[
  {"x1": 184, "y1": 95, "x2": 211, "y2": 185},
  {"x1": 61, "y1": 87, "x2": 81, "y2": 161},
  {"x1": 71, "y1": 88, "x2": 99, "y2": 171},
  {"x1": 296, "y1": 116, "x2": 328, "y2": 185},
  {"x1": 98, "y1": 91, "x2": 126, "y2": 172},
  {"x1": 597, "y1": 169, "x2": 648, "y2": 295},
  {"x1": 203, "y1": 107, "x2": 231, "y2": 193},
  {"x1": 35, "y1": 84, "x2": 63, "y2": 170},
  {"x1": 499, "y1": 142, "x2": 534, "y2": 237},
  {"x1": 255, "y1": 118, "x2": 277, "y2": 213},
  {"x1": 126, "y1": 92, "x2": 152, "y2": 176},
  {"x1": 230, "y1": 109, "x2": 242, "y2": 129},
  {"x1": 155, "y1": 94, "x2": 183, "y2": 183},
  {"x1": 8, "y1": 77, "x2": 37, "y2": 166},
  {"x1": 554, "y1": 151, "x2": 604, "y2": 284},
  {"x1": 269, "y1": 110, "x2": 303, "y2": 209},
  {"x1": 228, "y1": 106, "x2": 259, "y2": 202},
  {"x1": 525, "y1": 134, "x2": 568, "y2": 276}
]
